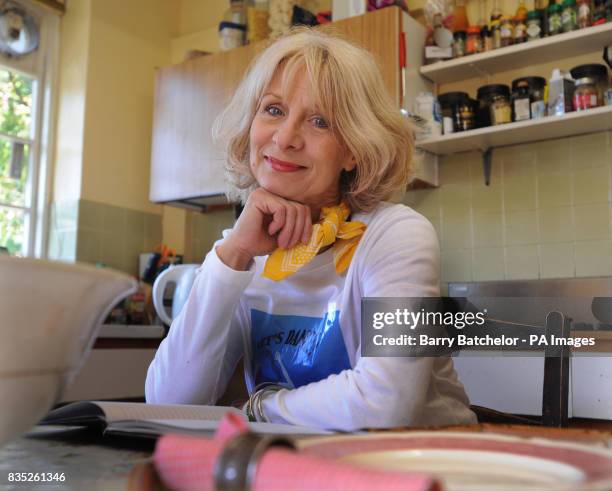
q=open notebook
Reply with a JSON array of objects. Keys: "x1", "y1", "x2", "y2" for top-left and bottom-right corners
[{"x1": 40, "y1": 401, "x2": 332, "y2": 438}]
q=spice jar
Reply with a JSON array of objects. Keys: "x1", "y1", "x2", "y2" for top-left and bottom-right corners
[
  {"x1": 477, "y1": 84, "x2": 511, "y2": 127},
  {"x1": 511, "y1": 76, "x2": 547, "y2": 121},
  {"x1": 573, "y1": 77, "x2": 599, "y2": 111},
  {"x1": 548, "y1": 3, "x2": 563, "y2": 34},
  {"x1": 526, "y1": 10, "x2": 543, "y2": 40},
  {"x1": 561, "y1": 0, "x2": 578, "y2": 31},
  {"x1": 453, "y1": 31, "x2": 467, "y2": 57},
  {"x1": 466, "y1": 26, "x2": 482, "y2": 54},
  {"x1": 593, "y1": 0, "x2": 606, "y2": 23},
  {"x1": 438, "y1": 91, "x2": 471, "y2": 133},
  {"x1": 456, "y1": 99, "x2": 477, "y2": 130},
  {"x1": 491, "y1": 19, "x2": 502, "y2": 49},
  {"x1": 577, "y1": 0, "x2": 592, "y2": 26},
  {"x1": 570, "y1": 63, "x2": 609, "y2": 105},
  {"x1": 481, "y1": 25, "x2": 493, "y2": 51},
  {"x1": 500, "y1": 16, "x2": 514, "y2": 46},
  {"x1": 514, "y1": 15, "x2": 528, "y2": 42}
]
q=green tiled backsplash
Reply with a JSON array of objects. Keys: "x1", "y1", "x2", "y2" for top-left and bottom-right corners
[
  {"x1": 48, "y1": 199, "x2": 162, "y2": 276},
  {"x1": 188, "y1": 208, "x2": 235, "y2": 264},
  {"x1": 403, "y1": 130, "x2": 612, "y2": 284}
]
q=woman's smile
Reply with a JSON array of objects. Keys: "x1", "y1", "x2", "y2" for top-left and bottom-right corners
[{"x1": 265, "y1": 155, "x2": 305, "y2": 172}]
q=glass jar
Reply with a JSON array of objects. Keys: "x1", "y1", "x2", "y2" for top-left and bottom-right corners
[
  {"x1": 548, "y1": 3, "x2": 563, "y2": 34},
  {"x1": 577, "y1": 0, "x2": 592, "y2": 26},
  {"x1": 456, "y1": 99, "x2": 477, "y2": 130},
  {"x1": 466, "y1": 26, "x2": 482, "y2": 54},
  {"x1": 453, "y1": 31, "x2": 467, "y2": 57},
  {"x1": 511, "y1": 76, "x2": 547, "y2": 121},
  {"x1": 561, "y1": 0, "x2": 578, "y2": 31},
  {"x1": 500, "y1": 16, "x2": 514, "y2": 46},
  {"x1": 477, "y1": 84, "x2": 511, "y2": 127},
  {"x1": 438, "y1": 91, "x2": 471, "y2": 133},
  {"x1": 481, "y1": 25, "x2": 493, "y2": 51},
  {"x1": 573, "y1": 77, "x2": 599, "y2": 111},
  {"x1": 491, "y1": 19, "x2": 502, "y2": 49},
  {"x1": 514, "y1": 16, "x2": 528, "y2": 42},
  {"x1": 537, "y1": 0, "x2": 550, "y2": 36},
  {"x1": 526, "y1": 10, "x2": 543, "y2": 40}
]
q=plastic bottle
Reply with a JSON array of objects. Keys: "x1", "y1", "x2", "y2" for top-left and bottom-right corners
[
  {"x1": 453, "y1": 0, "x2": 470, "y2": 31},
  {"x1": 548, "y1": 68, "x2": 575, "y2": 116}
]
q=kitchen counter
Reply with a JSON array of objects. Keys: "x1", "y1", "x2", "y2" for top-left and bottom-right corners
[{"x1": 2, "y1": 420, "x2": 612, "y2": 490}]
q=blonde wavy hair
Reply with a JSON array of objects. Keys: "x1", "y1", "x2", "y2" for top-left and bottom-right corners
[{"x1": 212, "y1": 27, "x2": 414, "y2": 214}]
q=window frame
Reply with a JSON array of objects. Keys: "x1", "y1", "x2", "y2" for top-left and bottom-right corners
[{"x1": 0, "y1": 0, "x2": 59, "y2": 258}]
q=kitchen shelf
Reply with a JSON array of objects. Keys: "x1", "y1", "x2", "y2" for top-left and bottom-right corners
[
  {"x1": 416, "y1": 105, "x2": 612, "y2": 155},
  {"x1": 420, "y1": 23, "x2": 612, "y2": 84}
]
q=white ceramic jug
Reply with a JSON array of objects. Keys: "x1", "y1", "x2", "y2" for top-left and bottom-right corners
[{"x1": 152, "y1": 264, "x2": 199, "y2": 326}]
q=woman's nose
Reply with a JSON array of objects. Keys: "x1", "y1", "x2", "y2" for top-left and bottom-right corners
[{"x1": 272, "y1": 119, "x2": 304, "y2": 150}]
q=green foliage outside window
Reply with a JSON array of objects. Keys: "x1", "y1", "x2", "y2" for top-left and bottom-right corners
[{"x1": 0, "y1": 68, "x2": 33, "y2": 255}]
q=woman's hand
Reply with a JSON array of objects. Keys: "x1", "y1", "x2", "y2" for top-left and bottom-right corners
[{"x1": 217, "y1": 188, "x2": 313, "y2": 270}]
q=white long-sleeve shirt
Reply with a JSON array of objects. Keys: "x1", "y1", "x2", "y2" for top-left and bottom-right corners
[{"x1": 145, "y1": 202, "x2": 477, "y2": 431}]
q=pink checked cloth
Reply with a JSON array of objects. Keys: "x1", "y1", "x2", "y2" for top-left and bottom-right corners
[{"x1": 152, "y1": 413, "x2": 442, "y2": 491}]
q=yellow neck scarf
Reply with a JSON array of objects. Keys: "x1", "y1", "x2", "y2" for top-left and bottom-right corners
[{"x1": 263, "y1": 202, "x2": 366, "y2": 281}]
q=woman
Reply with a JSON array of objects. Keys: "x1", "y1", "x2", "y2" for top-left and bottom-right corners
[{"x1": 145, "y1": 28, "x2": 476, "y2": 430}]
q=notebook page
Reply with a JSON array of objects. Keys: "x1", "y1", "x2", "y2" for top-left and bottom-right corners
[{"x1": 94, "y1": 401, "x2": 243, "y2": 423}]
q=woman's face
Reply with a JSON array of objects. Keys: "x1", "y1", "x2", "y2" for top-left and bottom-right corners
[{"x1": 249, "y1": 67, "x2": 355, "y2": 210}]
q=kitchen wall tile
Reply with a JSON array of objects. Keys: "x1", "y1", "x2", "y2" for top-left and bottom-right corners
[
  {"x1": 144, "y1": 213, "x2": 162, "y2": 241},
  {"x1": 76, "y1": 229, "x2": 102, "y2": 265},
  {"x1": 124, "y1": 235, "x2": 145, "y2": 275},
  {"x1": 505, "y1": 245, "x2": 539, "y2": 280},
  {"x1": 471, "y1": 247, "x2": 505, "y2": 281},
  {"x1": 535, "y1": 139, "x2": 572, "y2": 175},
  {"x1": 575, "y1": 240, "x2": 612, "y2": 277},
  {"x1": 501, "y1": 151, "x2": 536, "y2": 180},
  {"x1": 125, "y1": 208, "x2": 146, "y2": 239},
  {"x1": 571, "y1": 132, "x2": 610, "y2": 169},
  {"x1": 102, "y1": 203, "x2": 125, "y2": 235},
  {"x1": 441, "y1": 249, "x2": 472, "y2": 282},
  {"x1": 538, "y1": 207, "x2": 575, "y2": 243},
  {"x1": 441, "y1": 209, "x2": 472, "y2": 249},
  {"x1": 573, "y1": 167, "x2": 610, "y2": 205},
  {"x1": 473, "y1": 213, "x2": 504, "y2": 247},
  {"x1": 440, "y1": 183, "x2": 471, "y2": 215},
  {"x1": 537, "y1": 173, "x2": 573, "y2": 208},
  {"x1": 539, "y1": 243, "x2": 575, "y2": 279},
  {"x1": 100, "y1": 231, "x2": 125, "y2": 271},
  {"x1": 403, "y1": 189, "x2": 441, "y2": 218},
  {"x1": 573, "y1": 204, "x2": 611, "y2": 241},
  {"x1": 78, "y1": 200, "x2": 103, "y2": 231},
  {"x1": 471, "y1": 182, "x2": 503, "y2": 214},
  {"x1": 505, "y1": 211, "x2": 539, "y2": 245},
  {"x1": 503, "y1": 176, "x2": 537, "y2": 212},
  {"x1": 440, "y1": 156, "x2": 471, "y2": 185}
]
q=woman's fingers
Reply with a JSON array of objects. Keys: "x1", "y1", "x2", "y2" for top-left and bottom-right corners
[
  {"x1": 277, "y1": 204, "x2": 297, "y2": 249},
  {"x1": 288, "y1": 204, "x2": 306, "y2": 248},
  {"x1": 301, "y1": 207, "x2": 313, "y2": 245}
]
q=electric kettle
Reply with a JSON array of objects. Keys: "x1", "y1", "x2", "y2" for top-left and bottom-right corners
[{"x1": 152, "y1": 264, "x2": 199, "y2": 326}]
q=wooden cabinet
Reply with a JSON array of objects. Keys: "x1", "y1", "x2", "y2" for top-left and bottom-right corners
[{"x1": 149, "y1": 7, "x2": 428, "y2": 208}]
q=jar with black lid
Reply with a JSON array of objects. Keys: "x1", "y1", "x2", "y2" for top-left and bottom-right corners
[
  {"x1": 570, "y1": 64, "x2": 609, "y2": 105},
  {"x1": 511, "y1": 76, "x2": 547, "y2": 121},
  {"x1": 438, "y1": 91, "x2": 470, "y2": 133},
  {"x1": 477, "y1": 84, "x2": 511, "y2": 127}
]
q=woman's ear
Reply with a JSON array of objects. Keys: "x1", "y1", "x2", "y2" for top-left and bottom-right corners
[{"x1": 343, "y1": 154, "x2": 357, "y2": 172}]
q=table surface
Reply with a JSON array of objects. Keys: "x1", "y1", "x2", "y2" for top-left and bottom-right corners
[{"x1": 2, "y1": 421, "x2": 612, "y2": 491}]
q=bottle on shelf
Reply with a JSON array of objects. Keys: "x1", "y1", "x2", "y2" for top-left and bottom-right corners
[
  {"x1": 526, "y1": 9, "x2": 543, "y2": 39},
  {"x1": 500, "y1": 16, "x2": 515, "y2": 45},
  {"x1": 548, "y1": 2, "x2": 563, "y2": 34},
  {"x1": 453, "y1": 0, "x2": 470, "y2": 31},
  {"x1": 548, "y1": 68, "x2": 575, "y2": 115},
  {"x1": 577, "y1": 0, "x2": 592, "y2": 27},
  {"x1": 516, "y1": 0, "x2": 529, "y2": 20},
  {"x1": 514, "y1": 15, "x2": 528, "y2": 42},
  {"x1": 536, "y1": 0, "x2": 550, "y2": 35},
  {"x1": 490, "y1": 0, "x2": 504, "y2": 48},
  {"x1": 561, "y1": 0, "x2": 578, "y2": 31}
]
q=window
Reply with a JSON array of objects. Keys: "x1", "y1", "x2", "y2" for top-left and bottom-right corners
[
  {"x1": 0, "y1": 69, "x2": 34, "y2": 255},
  {"x1": 0, "y1": 1, "x2": 59, "y2": 257}
]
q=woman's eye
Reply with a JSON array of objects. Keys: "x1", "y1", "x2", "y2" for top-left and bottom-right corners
[
  {"x1": 312, "y1": 116, "x2": 328, "y2": 128},
  {"x1": 265, "y1": 105, "x2": 283, "y2": 116}
]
